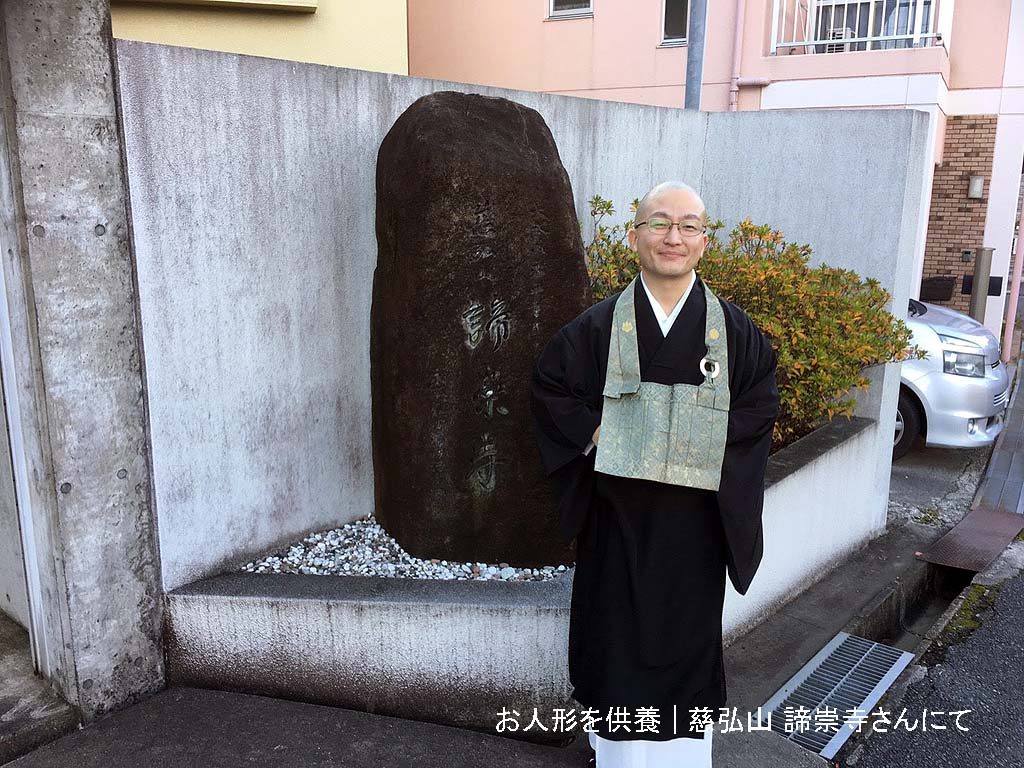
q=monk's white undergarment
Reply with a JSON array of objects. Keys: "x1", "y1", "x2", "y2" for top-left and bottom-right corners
[{"x1": 588, "y1": 724, "x2": 714, "y2": 768}]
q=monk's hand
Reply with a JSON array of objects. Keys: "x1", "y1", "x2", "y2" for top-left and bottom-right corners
[{"x1": 592, "y1": 425, "x2": 601, "y2": 445}]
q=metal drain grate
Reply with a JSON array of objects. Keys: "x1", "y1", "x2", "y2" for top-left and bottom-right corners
[{"x1": 760, "y1": 632, "x2": 915, "y2": 759}]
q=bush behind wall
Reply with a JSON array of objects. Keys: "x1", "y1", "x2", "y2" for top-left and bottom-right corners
[{"x1": 584, "y1": 195, "x2": 923, "y2": 450}]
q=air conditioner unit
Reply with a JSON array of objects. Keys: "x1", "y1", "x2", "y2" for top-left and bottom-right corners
[{"x1": 824, "y1": 27, "x2": 855, "y2": 53}]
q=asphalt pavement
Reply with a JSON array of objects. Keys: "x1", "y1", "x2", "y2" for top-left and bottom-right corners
[
  {"x1": 841, "y1": 541, "x2": 1024, "y2": 768},
  {"x1": 888, "y1": 446, "x2": 991, "y2": 528}
]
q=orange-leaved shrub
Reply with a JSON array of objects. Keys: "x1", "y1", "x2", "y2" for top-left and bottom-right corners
[{"x1": 583, "y1": 195, "x2": 924, "y2": 450}]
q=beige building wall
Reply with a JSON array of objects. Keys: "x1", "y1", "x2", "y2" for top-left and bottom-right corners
[
  {"x1": 408, "y1": 0, "x2": 689, "y2": 107},
  {"x1": 111, "y1": 0, "x2": 408, "y2": 74},
  {"x1": 948, "y1": 0, "x2": 1012, "y2": 89}
]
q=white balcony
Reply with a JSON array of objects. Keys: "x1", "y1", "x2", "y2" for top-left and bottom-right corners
[{"x1": 770, "y1": 0, "x2": 954, "y2": 55}]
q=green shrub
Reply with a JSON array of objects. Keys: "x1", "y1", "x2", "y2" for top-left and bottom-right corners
[{"x1": 584, "y1": 195, "x2": 924, "y2": 451}]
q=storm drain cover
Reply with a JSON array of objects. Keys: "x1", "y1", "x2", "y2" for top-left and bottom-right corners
[{"x1": 760, "y1": 632, "x2": 914, "y2": 759}]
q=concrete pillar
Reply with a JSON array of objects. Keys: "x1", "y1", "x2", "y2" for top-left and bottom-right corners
[{"x1": 0, "y1": 0, "x2": 163, "y2": 718}]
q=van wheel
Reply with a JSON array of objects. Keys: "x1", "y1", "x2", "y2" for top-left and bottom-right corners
[{"x1": 894, "y1": 390, "x2": 921, "y2": 461}]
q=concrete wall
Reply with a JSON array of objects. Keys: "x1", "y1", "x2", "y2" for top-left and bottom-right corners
[
  {"x1": 0, "y1": 28, "x2": 31, "y2": 636},
  {"x1": 165, "y1": 572, "x2": 573, "y2": 742},
  {"x1": 0, "y1": 0, "x2": 163, "y2": 718},
  {"x1": 114, "y1": 41, "x2": 932, "y2": 591},
  {"x1": 163, "y1": 422, "x2": 880, "y2": 735},
  {"x1": 0, "y1": 108, "x2": 25, "y2": 630},
  {"x1": 724, "y1": 425, "x2": 879, "y2": 640},
  {"x1": 0, "y1": 385, "x2": 29, "y2": 629}
]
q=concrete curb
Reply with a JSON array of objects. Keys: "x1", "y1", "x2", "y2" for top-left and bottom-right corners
[{"x1": 165, "y1": 572, "x2": 574, "y2": 744}]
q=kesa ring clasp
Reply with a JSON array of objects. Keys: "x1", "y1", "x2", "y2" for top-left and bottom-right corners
[{"x1": 699, "y1": 357, "x2": 721, "y2": 379}]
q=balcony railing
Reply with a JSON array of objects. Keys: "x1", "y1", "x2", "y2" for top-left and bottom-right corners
[{"x1": 770, "y1": 0, "x2": 952, "y2": 55}]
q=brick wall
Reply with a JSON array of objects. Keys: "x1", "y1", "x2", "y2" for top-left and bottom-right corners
[{"x1": 921, "y1": 115, "x2": 997, "y2": 313}]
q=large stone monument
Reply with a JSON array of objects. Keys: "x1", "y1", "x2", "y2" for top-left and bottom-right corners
[{"x1": 372, "y1": 91, "x2": 590, "y2": 566}]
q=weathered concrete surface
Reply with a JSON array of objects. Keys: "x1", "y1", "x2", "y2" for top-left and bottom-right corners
[
  {"x1": 373, "y1": 91, "x2": 588, "y2": 566},
  {"x1": 16, "y1": 525, "x2": 944, "y2": 768},
  {"x1": 888, "y1": 445, "x2": 991, "y2": 528},
  {"x1": 115, "y1": 41, "x2": 932, "y2": 592},
  {"x1": 165, "y1": 572, "x2": 575, "y2": 744},
  {"x1": 6, "y1": 686, "x2": 591, "y2": 768},
  {"x1": 0, "y1": 685, "x2": 830, "y2": 767},
  {"x1": 0, "y1": 381, "x2": 29, "y2": 628},
  {"x1": 161, "y1": 420, "x2": 881, "y2": 742},
  {"x1": 0, "y1": 610, "x2": 79, "y2": 764},
  {"x1": 0, "y1": 1, "x2": 163, "y2": 717},
  {"x1": 725, "y1": 418, "x2": 880, "y2": 639}
]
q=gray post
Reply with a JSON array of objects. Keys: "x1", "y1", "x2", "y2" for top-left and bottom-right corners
[
  {"x1": 0, "y1": 0, "x2": 163, "y2": 718},
  {"x1": 969, "y1": 246, "x2": 994, "y2": 322},
  {"x1": 685, "y1": 0, "x2": 708, "y2": 110}
]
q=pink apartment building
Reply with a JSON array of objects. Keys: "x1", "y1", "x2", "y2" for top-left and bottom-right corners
[{"x1": 409, "y1": 0, "x2": 1024, "y2": 337}]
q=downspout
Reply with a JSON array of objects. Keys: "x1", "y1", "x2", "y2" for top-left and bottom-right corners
[
  {"x1": 728, "y1": 0, "x2": 747, "y2": 111},
  {"x1": 729, "y1": 0, "x2": 772, "y2": 110},
  {"x1": 685, "y1": 0, "x2": 707, "y2": 110},
  {"x1": 1001, "y1": 198, "x2": 1024, "y2": 363}
]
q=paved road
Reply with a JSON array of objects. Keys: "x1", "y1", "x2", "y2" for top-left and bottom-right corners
[
  {"x1": 888, "y1": 446, "x2": 990, "y2": 528},
  {"x1": 843, "y1": 561, "x2": 1024, "y2": 768}
]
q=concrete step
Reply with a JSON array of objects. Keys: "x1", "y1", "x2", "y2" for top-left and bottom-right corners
[
  {"x1": 0, "y1": 612, "x2": 80, "y2": 764},
  {"x1": 164, "y1": 571, "x2": 572, "y2": 742}
]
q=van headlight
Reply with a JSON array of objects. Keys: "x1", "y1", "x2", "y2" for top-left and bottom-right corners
[{"x1": 943, "y1": 350, "x2": 986, "y2": 377}]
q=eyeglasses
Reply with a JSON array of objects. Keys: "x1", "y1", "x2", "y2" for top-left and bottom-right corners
[{"x1": 635, "y1": 217, "x2": 706, "y2": 237}]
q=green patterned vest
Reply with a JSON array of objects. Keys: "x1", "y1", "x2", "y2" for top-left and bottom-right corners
[{"x1": 594, "y1": 275, "x2": 730, "y2": 491}]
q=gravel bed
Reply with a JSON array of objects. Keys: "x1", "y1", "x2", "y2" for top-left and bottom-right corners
[{"x1": 239, "y1": 515, "x2": 570, "y2": 582}]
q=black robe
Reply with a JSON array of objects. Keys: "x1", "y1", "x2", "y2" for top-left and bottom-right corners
[{"x1": 530, "y1": 274, "x2": 779, "y2": 741}]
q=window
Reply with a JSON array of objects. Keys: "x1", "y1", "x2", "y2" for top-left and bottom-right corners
[
  {"x1": 663, "y1": 0, "x2": 689, "y2": 42},
  {"x1": 550, "y1": 0, "x2": 592, "y2": 18}
]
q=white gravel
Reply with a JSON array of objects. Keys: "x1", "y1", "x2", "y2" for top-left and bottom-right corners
[{"x1": 238, "y1": 514, "x2": 570, "y2": 581}]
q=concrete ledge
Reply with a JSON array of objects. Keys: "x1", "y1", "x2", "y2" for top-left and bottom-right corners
[
  {"x1": 166, "y1": 572, "x2": 573, "y2": 743},
  {"x1": 165, "y1": 418, "x2": 876, "y2": 741},
  {"x1": 724, "y1": 416, "x2": 881, "y2": 638},
  {"x1": 765, "y1": 416, "x2": 874, "y2": 489}
]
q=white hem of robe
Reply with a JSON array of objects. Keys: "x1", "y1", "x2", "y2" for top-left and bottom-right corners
[{"x1": 588, "y1": 724, "x2": 714, "y2": 767}]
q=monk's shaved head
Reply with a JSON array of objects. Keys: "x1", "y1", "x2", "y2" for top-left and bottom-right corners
[{"x1": 635, "y1": 181, "x2": 707, "y2": 224}]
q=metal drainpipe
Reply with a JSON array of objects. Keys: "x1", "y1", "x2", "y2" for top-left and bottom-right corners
[
  {"x1": 969, "y1": 246, "x2": 994, "y2": 324},
  {"x1": 685, "y1": 0, "x2": 707, "y2": 110},
  {"x1": 1001, "y1": 201, "x2": 1024, "y2": 362},
  {"x1": 728, "y1": 0, "x2": 747, "y2": 111}
]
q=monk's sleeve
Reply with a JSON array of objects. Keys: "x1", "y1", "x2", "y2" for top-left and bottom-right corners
[
  {"x1": 530, "y1": 323, "x2": 603, "y2": 543},
  {"x1": 530, "y1": 325, "x2": 603, "y2": 475},
  {"x1": 717, "y1": 311, "x2": 780, "y2": 595}
]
